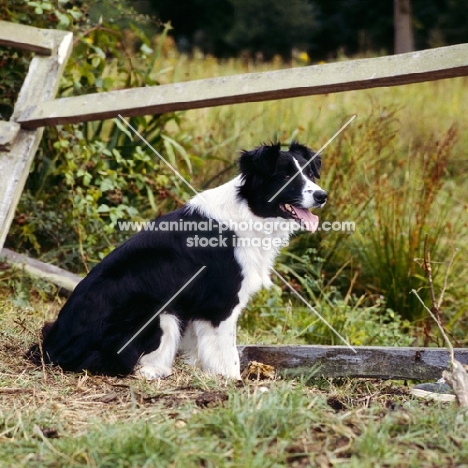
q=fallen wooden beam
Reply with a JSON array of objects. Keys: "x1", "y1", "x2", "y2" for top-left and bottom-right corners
[
  {"x1": 1, "y1": 247, "x2": 464, "y2": 380},
  {"x1": 238, "y1": 345, "x2": 468, "y2": 380},
  {"x1": 18, "y1": 43, "x2": 468, "y2": 129},
  {"x1": 1, "y1": 248, "x2": 82, "y2": 292}
]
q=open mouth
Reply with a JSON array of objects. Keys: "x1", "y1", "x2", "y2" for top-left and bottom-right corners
[{"x1": 280, "y1": 203, "x2": 319, "y2": 232}]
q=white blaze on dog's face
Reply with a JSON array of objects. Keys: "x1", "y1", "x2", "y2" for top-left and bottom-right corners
[
  {"x1": 238, "y1": 142, "x2": 327, "y2": 232},
  {"x1": 292, "y1": 157, "x2": 327, "y2": 208}
]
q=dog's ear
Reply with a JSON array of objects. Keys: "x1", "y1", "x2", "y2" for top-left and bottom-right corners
[
  {"x1": 289, "y1": 141, "x2": 321, "y2": 179},
  {"x1": 239, "y1": 143, "x2": 280, "y2": 176},
  {"x1": 310, "y1": 153, "x2": 321, "y2": 179}
]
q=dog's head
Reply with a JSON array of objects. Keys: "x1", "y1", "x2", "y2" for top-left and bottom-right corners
[{"x1": 238, "y1": 142, "x2": 326, "y2": 230}]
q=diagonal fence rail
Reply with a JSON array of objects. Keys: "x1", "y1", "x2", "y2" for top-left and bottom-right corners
[{"x1": 14, "y1": 43, "x2": 468, "y2": 129}]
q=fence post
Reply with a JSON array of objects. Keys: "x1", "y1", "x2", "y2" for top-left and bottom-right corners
[{"x1": 0, "y1": 23, "x2": 73, "y2": 251}]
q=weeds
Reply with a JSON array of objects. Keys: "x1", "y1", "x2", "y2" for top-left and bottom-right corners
[
  {"x1": 0, "y1": 249, "x2": 466, "y2": 467},
  {"x1": 0, "y1": 323, "x2": 466, "y2": 468},
  {"x1": 239, "y1": 249, "x2": 413, "y2": 347}
]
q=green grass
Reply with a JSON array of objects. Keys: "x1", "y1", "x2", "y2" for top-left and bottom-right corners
[
  {"x1": 1, "y1": 272, "x2": 467, "y2": 468},
  {"x1": 2, "y1": 46, "x2": 468, "y2": 466},
  {"x1": 154, "y1": 52, "x2": 468, "y2": 337}
]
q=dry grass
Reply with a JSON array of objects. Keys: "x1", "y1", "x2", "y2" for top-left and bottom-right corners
[
  {"x1": 0, "y1": 293, "x2": 401, "y2": 437},
  {"x1": 0, "y1": 293, "x2": 233, "y2": 435},
  {"x1": 1, "y1": 275, "x2": 467, "y2": 467}
]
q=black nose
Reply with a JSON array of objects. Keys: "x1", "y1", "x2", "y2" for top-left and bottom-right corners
[{"x1": 313, "y1": 190, "x2": 327, "y2": 204}]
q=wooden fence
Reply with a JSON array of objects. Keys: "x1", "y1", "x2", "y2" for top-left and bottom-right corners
[{"x1": 1, "y1": 20, "x2": 468, "y2": 379}]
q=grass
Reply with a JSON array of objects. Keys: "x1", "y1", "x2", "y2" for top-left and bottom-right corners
[
  {"x1": 153, "y1": 52, "x2": 468, "y2": 337},
  {"x1": 7, "y1": 39, "x2": 468, "y2": 339},
  {"x1": 3, "y1": 46, "x2": 468, "y2": 466},
  {"x1": 1, "y1": 270, "x2": 468, "y2": 467}
]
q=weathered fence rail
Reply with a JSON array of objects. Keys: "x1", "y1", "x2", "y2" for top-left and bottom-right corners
[
  {"x1": 1, "y1": 20, "x2": 468, "y2": 380},
  {"x1": 0, "y1": 248, "x2": 82, "y2": 293},
  {"x1": 0, "y1": 21, "x2": 56, "y2": 55},
  {"x1": 0, "y1": 21, "x2": 72, "y2": 250},
  {"x1": 16, "y1": 43, "x2": 468, "y2": 129}
]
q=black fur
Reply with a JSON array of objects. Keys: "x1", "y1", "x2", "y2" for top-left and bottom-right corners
[{"x1": 27, "y1": 209, "x2": 242, "y2": 375}]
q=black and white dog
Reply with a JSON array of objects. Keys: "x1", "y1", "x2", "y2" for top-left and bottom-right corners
[{"x1": 28, "y1": 142, "x2": 326, "y2": 380}]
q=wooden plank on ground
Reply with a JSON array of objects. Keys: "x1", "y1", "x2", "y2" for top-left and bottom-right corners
[
  {"x1": 0, "y1": 20, "x2": 55, "y2": 55},
  {"x1": 0, "y1": 122, "x2": 20, "y2": 151},
  {"x1": 1, "y1": 248, "x2": 82, "y2": 292},
  {"x1": 0, "y1": 30, "x2": 73, "y2": 252},
  {"x1": 238, "y1": 345, "x2": 468, "y2": 380},
  {"x1": 18, "y1": 43, "x2": 468, "y2": 128}
]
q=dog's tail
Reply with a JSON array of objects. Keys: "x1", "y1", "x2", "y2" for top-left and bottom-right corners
[{"x1": 25, "y1": 322, "x2": 54, "y2": 365}]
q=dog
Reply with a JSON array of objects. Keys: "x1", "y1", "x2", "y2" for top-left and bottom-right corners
[{"x1": 27, "y1": 142, "x2": 327, "y2": 380}]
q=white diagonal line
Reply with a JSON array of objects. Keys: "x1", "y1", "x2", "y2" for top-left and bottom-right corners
[
  {"x1": 117, "y1": 266, "x2": 206, "y2": 354},
  {"x1": 118, "y1": 115, "x2": 206, "y2": 202},
  {"x1": 268, "y1": 114, "x2": 356, "y2": 203},
  {"x1": 272, "y1": 267, "x2": 357, "y2": 353}
]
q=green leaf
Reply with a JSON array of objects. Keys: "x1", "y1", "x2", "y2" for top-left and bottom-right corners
[
  {"x1": 100, "y1": 178, "x2": 115, "y2": 192},
  {"x1": 146, "y1": 186, "x2": 157, "y2": 212},
  {"x1": 91, "y1": 57, "x2": 102, "y2": 69},
  {"x1": 113, "y1": 118, "x2": 134, "y2": 140},
  {"x1": 162, "y1": 136, "x2": 177, "y2": 167},
  {"x1": 162, "y1": 135, "x2": 192, "y2": 173},
  {"x1": 56, "y1": 12, "x2": 70, "y2": 28},
  {"x1": 83, "y1": 172, "x2": 92, "y2": 186},
  {"x1": 97, "y1": 204, "x2": 110, "y2": 213}
]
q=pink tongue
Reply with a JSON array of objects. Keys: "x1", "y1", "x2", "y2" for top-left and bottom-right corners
[{"x1": 291, "y1": 206, "x2": 319, "y2": 232}]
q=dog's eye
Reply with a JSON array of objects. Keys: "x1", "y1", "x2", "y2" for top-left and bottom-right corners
[{"x1": 284, "y1": 175, "x2": 291, "y2": 180}]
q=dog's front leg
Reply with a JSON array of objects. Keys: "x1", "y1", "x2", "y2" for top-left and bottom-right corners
[
  {"x1": 192, "y1": 313, "x2": 241, "y2": 380},
  {"x1": 138, "y1": 314, "x2": 181, "y2": 380}
]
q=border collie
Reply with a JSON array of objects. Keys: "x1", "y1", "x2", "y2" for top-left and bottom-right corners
[{"x1": 27, "y1": 142, "x2": 326, "y2": 380}]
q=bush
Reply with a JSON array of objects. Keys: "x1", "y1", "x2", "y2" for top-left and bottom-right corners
[
  {"x1": 318, "y1": 111, "x2": 461, "y2": 321},
  {"x1": 3, "y1": 2, "x2": 197, "y2": 272}
]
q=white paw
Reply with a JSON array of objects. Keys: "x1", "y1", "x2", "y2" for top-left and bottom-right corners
[
  {"x1": 202, "y1": 362, "x2": 241, "y2": 380},
  {"x1": 138, "y1": 364, "x2": 172, "y2": 380},
  {"x1": 181, "y1": 352, "x2": 198, "y2": 366}
]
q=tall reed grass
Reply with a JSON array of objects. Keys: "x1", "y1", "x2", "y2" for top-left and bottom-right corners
[{"x1": 155, "y1": 52, "x2": 468, "y2": 341}]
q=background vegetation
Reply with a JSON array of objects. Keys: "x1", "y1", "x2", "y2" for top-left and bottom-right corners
[
  {"x1": 1, "y1": 1, "x2": 468, "y2": 466},
  {"x1": 139, "y1": 0, "x2": 468, "y2": 59},
  {"x1": 1, "y1": 0, "x2": 467, "y2": 348}
]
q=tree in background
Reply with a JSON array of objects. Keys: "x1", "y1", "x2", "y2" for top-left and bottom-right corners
[
  {"x1": 132, "y1": 0, "x2": 235, "y2": 56},
  {"x1": 394, "y1": 0, "x2": 415, "y2": 53},
  {"x1": 308, "y1": 0, "x2": 394, "y2": 58},
  {"x1": 138, "y1": 0, "x2": 468, "y2": 60},
  {"x1": 225, "y1": 0, "x2": 317, "y2": 60}
]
